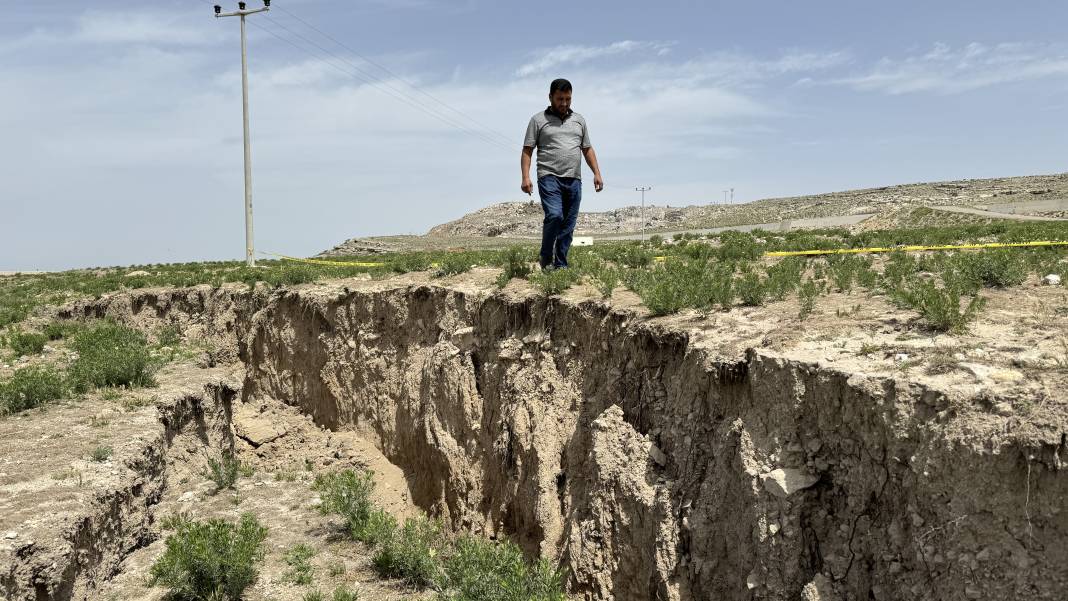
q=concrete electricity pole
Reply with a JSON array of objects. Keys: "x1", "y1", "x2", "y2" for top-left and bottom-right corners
[
  {"x1": 214, "y1": 1, "x2": 270, "y2": 267},
  {"x1": 635, "y1": 186, "x2": 651, "y2": 244}
]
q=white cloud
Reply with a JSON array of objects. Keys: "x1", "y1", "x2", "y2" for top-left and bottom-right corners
[
  {"x1": 835, "y1": 42, "x2": 1068, "y2": 94},
  {"x1": 75, "y1": 10, "x2": 221, "y2": 45},
  {"x1": 516, "y1": 41, "x2": 675, "y2": 77}
]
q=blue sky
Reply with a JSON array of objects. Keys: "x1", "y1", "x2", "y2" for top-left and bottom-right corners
[{"x1": 3, "y1": 0, "x2": 1067, "y2": 270}]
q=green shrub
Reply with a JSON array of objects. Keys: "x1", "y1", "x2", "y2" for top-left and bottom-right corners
[
  {"x1": 68, "y1": 321, "x2": 157, "y2": 391},
  {"x1": 305, "y1": 586, "x2": 359, "y2": 601},
  {"x1": 150, "y1": 513, "x2": 268, "y2": 601},
  {"x1": 43, "y1": 320, "x2": 82, "y2": 341},
  {"x1": 6, "y1": 330, "x2": 47, "y2": 356},
  {"x1": 372, "y1": 515, "x2": 446, "y2": 588},
  {"x1": 881, "y1": 251, "x2": 917, "y2": 289},
  {"x1": 764, "y1": 257, "x2": 805, "y2": 300},
  {"x1": 313, "y1": 469, "x2": 376, "y2": 538},
  {"x1": 204, "y1": 452, "x2": 249, "y2": 492},
  {"x1": 635, "y1": 259, "x2": 704, "y2": 315},
  {"x1": 947, "y1": 250, "x2": 1028, "y2": 291},
  {"x1": 90, "y1": 445, "x2": 113, "y2": 462},
  {"x1": 496, "y1": 247, "x2": 534, "y2": 288},
  {"x1": 158, "y1": 323, "x2": 182, "y2": 346},
  {"x1": 528, "y1": 269, "x2": 580, "y2": 296},
  {"x1": 284, "y1": 544, "x2": 317, "y2": 585},
  {"x1": 734, "y1": 271, "x2": 766, "y2": 307},
  {"x1": 827, "y1": 255, "x2": 872, "y2": 293},
  {"x1": 589, "y1": 264, "x2": 620, "y2": 299},
  {"x1": 797, "y1": 280, "x2": 821, "y2": 320},
  {"x1": 331, "y1": 585, "x2": 359, "y2": 601},
  {"x1": 707, "y1": 263, "x2": 736, "y2": 309},
  {"x1": 648, "y1": 234, "x2": 664, "y2": 248},
  {"x1": 634, "y1": 259, "x2": 734, "y2": 315},
  {"x1": 435, "y1": 254, "x2": 476, "y2": 277},
  {"x1": 716, "y1": 231, "x2": 762, "y2": 261},
  {"x1": 603, "y1": 244, "x2": 654, "y2": 268},
  {"x1": 0, "y1": 365, "x2": 68, "y2": 415},
  {"x1": 355, "y1": 507, "x2": 398, "y2": 546},
  {"x1": 893, "y1": 281, "x2": 985, "y2": 333},
  {"x1": 438, "y1": 535, "x2": 565, "y2": 601},
  {"x1": 390, "y1": 254, "x2": 434, "y2": 274}
]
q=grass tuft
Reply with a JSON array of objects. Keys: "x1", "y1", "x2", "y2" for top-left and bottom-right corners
[
  {"x1": 283, "y1": 544, "x2": 317, "y2": 586},
  {"x1": 204, "y1": 452, "x2": 250, "y2": 493}
]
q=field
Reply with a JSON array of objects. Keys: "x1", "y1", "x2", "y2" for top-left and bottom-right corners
[{"x1": 2, "y1": 216, "x2": 1068, "y2": 601}]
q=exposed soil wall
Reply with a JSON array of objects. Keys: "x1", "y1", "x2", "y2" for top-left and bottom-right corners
[
  {"x1": 43, "y1": 278, "x2": 1068, "y2": 600},
  {"x1": 233, "y1": 282, "x2": 1068, "y2": 601},
  {"x1": 0, "y1": 376, "x2": 236, "y2": 601}
]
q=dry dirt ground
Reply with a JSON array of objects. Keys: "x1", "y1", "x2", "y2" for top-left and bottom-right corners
[{"x1": 2, "y1": 266, "x2": 1067, "y2": 600}]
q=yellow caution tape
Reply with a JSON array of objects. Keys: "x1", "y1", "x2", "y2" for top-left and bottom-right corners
[
  {"x1": 764, "y1": 240, "x2": 1068, "y2": 257},
  {"x1": 260, "y1": 251, "x2": 384, "y2": 268}
]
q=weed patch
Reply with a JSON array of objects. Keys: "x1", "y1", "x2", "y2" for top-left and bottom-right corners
[
  {"x1": 283, "y1": 544, "x2": 317, "y2": 586},
  {"x1": 0, "y1": 365, "x2": 68, "y2": 415},
  {"x1": 371, "y1": 515, "x2": 446, "y2": 588},
  {"x1": 204, "y1": 452, "x2": 251, "y2": 493},
  {"x1": 528, "y1": 269, "x2": 580, "y2": 296},
  {"x1": 894, "y1": 281, "x2": 986, "y2": 333},
  {"x1": 439, "y1": 535, "x2": 565, "y2": 601},
  {"x1": 496, "y1": 246, "x2": 534, "y2": 288},
  {"x1": 90, "y1": 445, "x2": 113, "y2": 462},
  {"x1": 149, "y1": 513, "x2": 268, "y2": 601},
  {"x1": 4, "y1": 330, "x2": 47, "y2": 356},
  {"x1": 68, "y1": 321, "x2": 157, "y2": 391},
  {"x1": 313, "y1": 469, "x2": 376, "y2": 539}
]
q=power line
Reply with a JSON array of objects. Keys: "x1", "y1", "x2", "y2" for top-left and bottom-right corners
[
  {"x1": 257, "y1": 15, "x2": 516, "y2": 152},
  {"x1": 199, "y1": 0, "x2": 515, "y2": 152},
  {"x1": 272, "y1": 4, "x2": 516, "y2": 147}
]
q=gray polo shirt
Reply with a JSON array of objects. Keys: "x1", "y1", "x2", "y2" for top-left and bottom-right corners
[{"x1": 523, "y1": 108, "x2": 592, "y2": 180}]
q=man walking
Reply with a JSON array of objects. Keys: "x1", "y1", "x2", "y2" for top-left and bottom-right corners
[{"x1": 521, "y1": 78, "x2": 604, "y2": 270}]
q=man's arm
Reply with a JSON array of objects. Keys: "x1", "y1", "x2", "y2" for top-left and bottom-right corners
[
  {"x1": 582, "y1": 146, "x2": 604, "y2": 192},
  {"x1": 521, "y1": 146, "x2": 534, "y2": 195}
]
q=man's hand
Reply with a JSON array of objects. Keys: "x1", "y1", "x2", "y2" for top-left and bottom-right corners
[
  {"x1": 521, "y1": 178, "x2": 534, "y2": 195},
  {"x1": 582, "y1": 146, "x2": 604, "y2": 192}
]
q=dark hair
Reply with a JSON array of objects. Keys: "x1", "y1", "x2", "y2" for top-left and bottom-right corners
[{"x1": 549, "y1": 78, "x2": 572, "y2": 95}]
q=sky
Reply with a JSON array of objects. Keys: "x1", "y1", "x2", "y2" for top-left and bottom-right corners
[{"x1": 2, "y1": 0, "x2": 1068, "y2": 270}]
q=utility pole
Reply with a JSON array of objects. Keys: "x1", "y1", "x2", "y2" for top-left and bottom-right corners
[
  {"x1": 723, "y1": 190, "x2": 728, "y2": 205},
  {"x1": 635, "y1": 187, "x2": 651, "y2": 243},
  {"x1": 214, "y1": 1, "x2": 270, "y2": 267},
  {"x1": 730, "y1": 187, "x2": 734, "y2": 204}
]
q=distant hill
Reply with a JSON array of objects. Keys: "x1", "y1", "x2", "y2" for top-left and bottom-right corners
[{"x1": 320, "y1": 173, "x2": 1068, "y2": 256}]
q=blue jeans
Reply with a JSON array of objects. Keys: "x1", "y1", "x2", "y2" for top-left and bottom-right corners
[{"x1": 538, "y1": 175, "x2": 582, "y2": 268}]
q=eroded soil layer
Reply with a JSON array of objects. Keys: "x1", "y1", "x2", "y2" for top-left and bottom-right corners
[
  {"x1": 0, "y1": 368, "x2": 237, "y2": 600},
  {"x1": 52, "y1": 276, "x2": 1068, "y2": 600}
]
